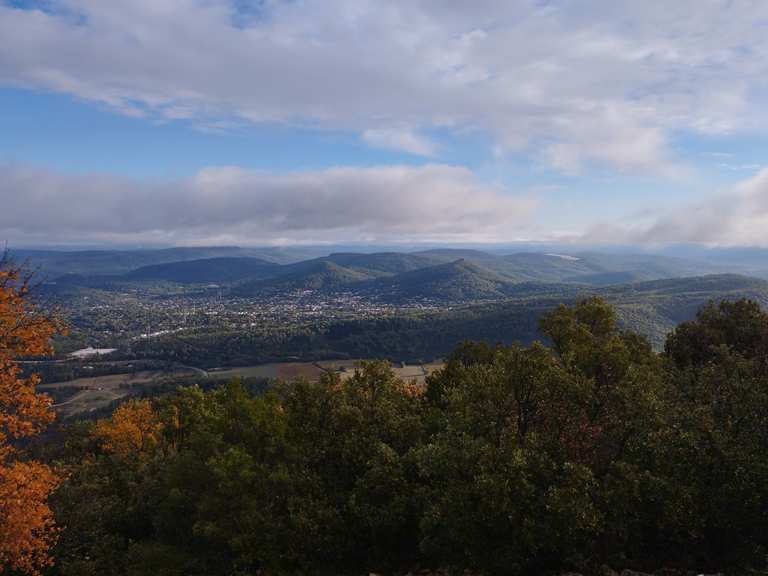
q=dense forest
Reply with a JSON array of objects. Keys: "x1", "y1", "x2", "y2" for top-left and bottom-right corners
[
  {"x1": 3, "y1": 256, "x2": 768, "y2": 575},
  {"x1": 4, "y1": 291, "x2": 768, "y2": 575},
  {"x1": 122, "y1": 274, "x2": 768, "y2": 368}
]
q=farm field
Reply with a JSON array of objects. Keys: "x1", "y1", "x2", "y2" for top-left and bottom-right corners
[
  {"x1": 209, "y1": 360, "x2": 444, "y2": 384},
  {"x1": 39, "y1": 369, "x2": 198, "y2": 418},
  {"x1": 39, "y1": 360, "x2": 445, "y2": 418},
  {"x1": 316, "y1": 360, "x2": 444, "y2": 384},
  {"x1": 207, "y1": 362, "x2": 325, "y2": 381}
]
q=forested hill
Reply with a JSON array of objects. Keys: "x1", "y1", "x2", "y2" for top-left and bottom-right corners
[
  {"x1": 232, "y1": 259, "x2": 373, "y2": 294},
  {"x1": 372, "y1": 259, "x2": 517, "y2": 300},
  {"x1": 16, "y1": 246, "x2": 320, "y2": 277},
  {"x1": 34, "y1": 247, "x2": 741, "y2": 299},
  {"x1": 43, "y1": 246, "x2": 755, "y2": 303},
  {"x1": 45, "y1": 297, "x2": 768, "y2": 576},
  {"x1": 123, "y1": 257, "x2": 281, "y2": 284},
  {"x1": 314, "y1": 273, "x2": 768, "y2": 358},
  {"x1": 140, "y1": 274, "x2": 768, "y2": 367}
]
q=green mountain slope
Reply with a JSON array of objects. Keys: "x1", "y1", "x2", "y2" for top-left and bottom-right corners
[
  {"x1": 124, "y1": 274, "x2": 768, "y2": 368},
  {"x1": 410, "y1": 248, "x2": 724, "y2": 284},
  {"x1": 371, "y1": 259, "x2": 516, "y2": 300},
  {"x1": 123, "y1": 257, "x2": 281, "y2": 284},
  {"x1": 14, "y1": 246, "x2": 318, "y2": 278},
  {"x1": 233, "y1": 260, "x2": 373, "y2": 295},
  {"x1": 342, "y1": 274, "x2": 768, "y2": 357},
  {"x1": 323, "y1": 252, "x2": 441, "y2": 276},
  {"x1": 22, "y1": 246, "x2": 734, "y2": 291}
]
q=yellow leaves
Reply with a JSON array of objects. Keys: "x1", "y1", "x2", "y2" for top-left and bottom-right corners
[
  {"x1": 94, "y1": 399, "x2": 162, "y2": 459},
  {"x1": 0, "y1": 263, "x2": 59, "y2": 449},
  {"x1": 0, "y1": 259, "x2": 63, "y2": 575},
  {"x1": 0, "y1": 461, "x2": 60, "y2": 576},
  {"x1": 0, "y1": 268, "x2": 62, "y2": 361},
  {"x1": 396, "y1": 379, "x2": 424, "y2": 399}
]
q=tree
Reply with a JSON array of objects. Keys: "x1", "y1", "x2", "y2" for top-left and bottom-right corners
[
  {"x1": 659, "y1": 298, "x2": 768, "y2": 569},
  {"x1": 46, "y1": 297, "x2": 768, "y2": 575},
  {"x1": 0, "y1": 257, "x2": 62, "y2": 575},
  {"x1": 94, "y1": 399, "x2": 162, "y2": 459},
  {"x1": 414, "y1": 299, "x2": 668, "y2": 575},
  {"x1": 665, "y1": 298, "x2": 768, "y2": 369}
]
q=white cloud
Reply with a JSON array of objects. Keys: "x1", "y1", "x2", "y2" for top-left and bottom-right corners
[
  {"x1": 362, "y1": 127, "x2": 436, "y2": 156},
  {"x1": 3, "y1": 0, "x2": 768, "y2": 174},
  {"x1": 542, "y1": 104, "x2": 679, "y2": 176},
  {"x1": 0, "y1": 163, "x2": 536, "y2": 245},
  {"x1": 583, "y1": 167, "x2": 768, "y2": 246}
]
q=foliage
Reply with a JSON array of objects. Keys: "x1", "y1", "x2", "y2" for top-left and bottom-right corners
[
  {"x1": 93, "y1": 400, "x2": 163, "y2": 459},
  {"x1": 45, "y1": 297, "x2": 768, "y2": 575},
  {"x1": 0, "y1": 258, "x2": 63, "y2": 575},
  {"x1": 87, "y1": 274, "x2": 768, "y2": 370},
  {"x1": 656, "y1": 299, "x2": 768, "y2": 569}
]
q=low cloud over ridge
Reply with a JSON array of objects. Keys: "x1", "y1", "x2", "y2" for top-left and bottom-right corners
[
  {"x1": 0, "y1": 163, "x2": 535, "y2": 245},
  {"x1": 583, "y1": 167, "x2": 768, "y2": 246}
]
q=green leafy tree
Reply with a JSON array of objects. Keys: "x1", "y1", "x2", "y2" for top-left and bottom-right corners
[
  {"x1": 48, "y1": 298, "x2": 768, "y2": 575},
  {"x1": 657, "y1": 299, "x2": 768, "y2": 569}
]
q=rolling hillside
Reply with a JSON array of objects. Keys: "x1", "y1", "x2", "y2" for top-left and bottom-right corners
[
  {"x1": 29, "y1": 246, "x2": 756, "y2": 304},
  {"x1": 13, "y1": 245, "x2": 759, "y2": 288},
  {"x1": 312, "y1": 273, "x2": 768, "y2": 357},
  {"x1": 322, "y1": 252, "x2": 441, "y2": 276},
  {"x1": 123, "y1": 257, "x2": 281, "y2": 284},
  {"x1": 144, "y1": 274, "x2": 768, "y2": 368},
  {"x1": 14, "y1": 245, "x2": 324, "y2": 278},
  {"x1": 232, "y1": 260, "x2": 373, "y2": 295},
  {"x1": 413, "y1": 248, "x2": 724, "y2": 283},
  {"x1": 370, "y1": 259, "x2": 517, "y2": 300}
]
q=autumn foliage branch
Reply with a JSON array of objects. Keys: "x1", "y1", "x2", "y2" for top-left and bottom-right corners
[{"x1": 0, "y1": 255, "x2": 64, "y2": 575}]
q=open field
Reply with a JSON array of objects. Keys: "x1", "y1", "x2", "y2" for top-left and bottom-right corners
[
  {"x1": 207, "y1": 362, "x2": 325, "y2": 381},
  {"x1": 38, "y1": 360, "x2": 446, "y2": 417},
  {"x1": 210, "y1": 360, "x2": 444, "y2": 384},
  {"x1": 39, "y1": 368, "x2": 199, "y2": 418},
  {"x1": 313, "y1": 359, "x2": 443, "y2": 384}
]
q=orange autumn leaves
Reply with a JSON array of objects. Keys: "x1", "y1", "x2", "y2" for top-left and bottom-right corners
[
  {"x1": 94, "y1": 399, "x2": 162, "y2": 459},
  {"x1": 0, "y1": 261, "x2": 63, "y2": 575},
  {"x1": 0, "y1": 462, "x2": 60, "y2": 575}
]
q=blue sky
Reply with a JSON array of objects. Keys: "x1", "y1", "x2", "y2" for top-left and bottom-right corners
[{"x1": 1, "y1": 0, "x2": 768, "y2": 246}]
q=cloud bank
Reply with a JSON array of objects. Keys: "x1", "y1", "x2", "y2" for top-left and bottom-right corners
[
  {"x1": 584, "y1": 167, "x2": 768, "y2": 246},
  {"x1": 2, "y1": 0, "x2": 767, "y2": 173},
  {"x1": 0, "y1": 164, "x2": 535, "y2": 245},
  {"x1": 5, "y1": 160, "x2": 768, "y2": 248}
]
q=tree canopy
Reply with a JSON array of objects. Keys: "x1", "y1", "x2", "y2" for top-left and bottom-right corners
[{"x1": 15, "y1": 296, "x2": 768, "y2": 575}]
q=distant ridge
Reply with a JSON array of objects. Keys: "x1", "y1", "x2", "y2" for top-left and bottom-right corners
[
  {"x1": 372, "y1": 259, "x2": 516, "y2": 300},
  {"x1": 323, "y1": 252, "x2": 441, "y2": 276},
  {"x1": 31, "y1": 246, "x2": 764, "y2": 302},
  {"x1": 124, "y1": 257, "x2": 281, "y2": 284},
  {"x1": 13, "y1": 246, "x2": 323, "y2": 278},
  {"x1": 233, "y1": 260, "x2": 372, "y2": 295}
]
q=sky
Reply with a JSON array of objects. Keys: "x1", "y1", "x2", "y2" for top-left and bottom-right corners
[{"x1": 2, "y1": 0, "x2": 768, "y2": 247}]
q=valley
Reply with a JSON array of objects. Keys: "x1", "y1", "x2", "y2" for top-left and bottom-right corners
[{"x1": 17, "y1": 245, "x2": 768, "y2": 420}]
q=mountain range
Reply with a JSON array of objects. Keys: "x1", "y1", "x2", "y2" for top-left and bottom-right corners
[
  {"x1": 19, "y1": 245, "x2": 768, "y2": 357},
  {"x1": 37, "y1": 246, "x2": 761, "y2": 303},
  {"x1": 13, "y1": 246, "x2": 323, "y2": 278}
]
